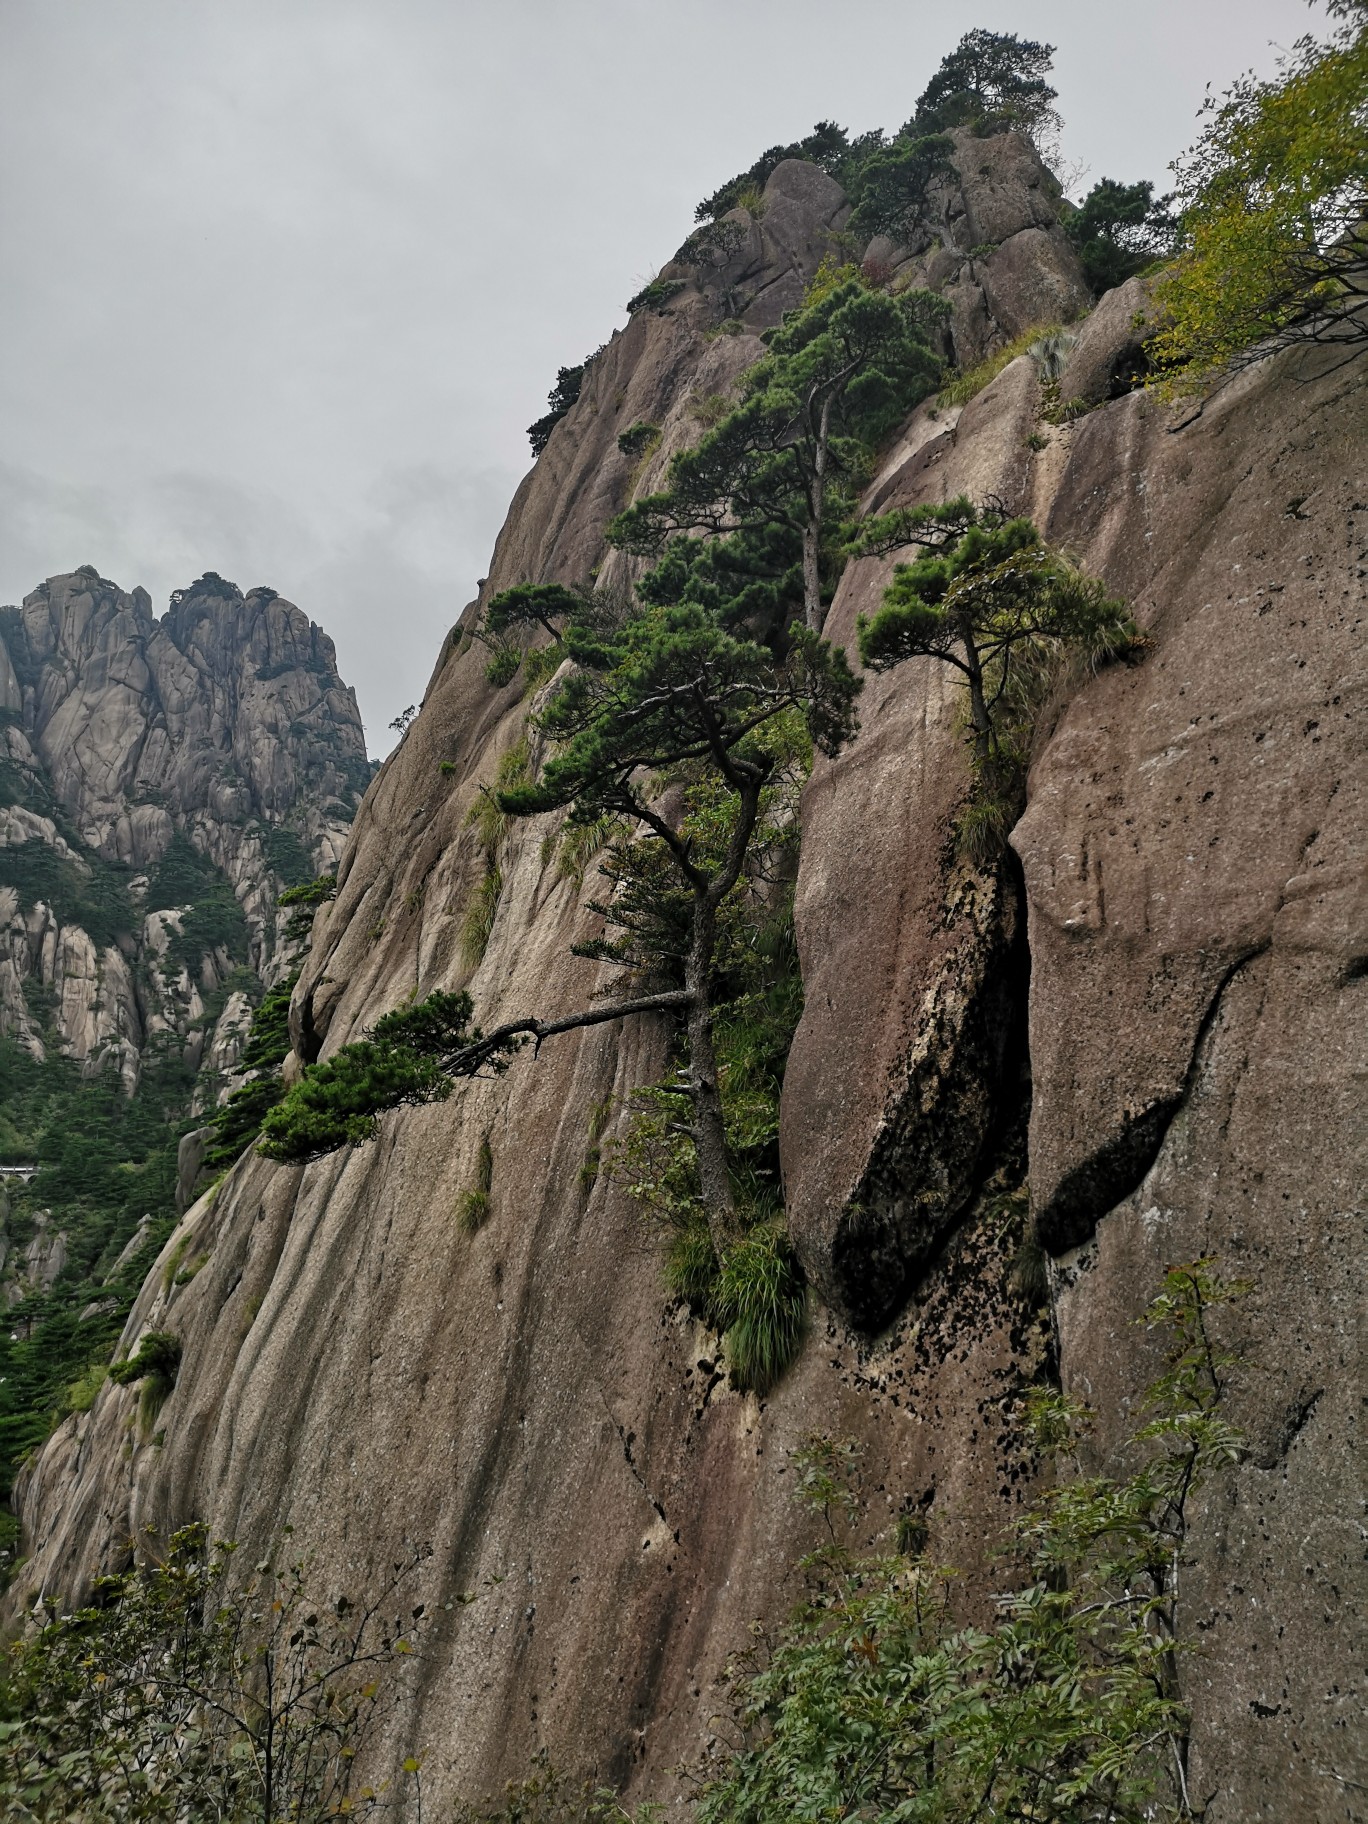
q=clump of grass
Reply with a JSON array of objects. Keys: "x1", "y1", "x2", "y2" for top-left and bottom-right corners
[
  {"x1": 460, "y1": 738, "x2": 531, "y2": 965},
  {"x1": 554, "y1": 812, "x2": 625, "y2": 891},
  {"x1": 665, "y1": 1216, "x2": 719, "y2": 1311},
  {"x1": 954, "y1": 790, "x2": 1019, "y2": 868},
  {"x1": 455, "y1": 1189, "x2": 490, "y2": 1234},
  {"x1": 458, "y1": 865, "x2": 503, "y2": 968},
  {"x1": 579, "y1": 1097, "x2": 614, "y2": 1191},
  {"x1": 109, "y1": 1331, "x2": 182, "y2": 1437},
  {"x1": 161, "y1": 1234, "x2": 190, "y2": 1293},
  {"x1": 688, "y1": 390, "x2": 732, "y2": 427},
  {"x1": 713, "y1": 1224, "x2": 807, "y2": 1395},
  {"x1": 938, "y1": 321, "x2": 1063, "y2": 408},
  {"x1": 519, "y1": 642, "x2": 563, "y2": 696},
  {"x1": 894, "y1": 1510, "x2": 929, "y2": 1557},
  {"x1": 485, "y1": 646, "x2": 521, "y2": 689},
  {"x1": 63, "y1": 1362, "x2": 108, "y2": 1417},
  {"x1": 1010, "y1": 1230, "x2": 1050, "y2": 1309},
  {"x1": 457, "y1": 1136, "x2": 494, "y2": 1234},
  {"x1": 734, "y1": 183, "x2": 766, "y2": 217}
]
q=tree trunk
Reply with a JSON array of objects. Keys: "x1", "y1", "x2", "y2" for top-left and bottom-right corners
[
  {"x1": 802, "y1": 521, "x2": 823, "y2": 634},
  {"x1": 962, "y1": 641, "x2": 994, "y2": 769},
  {"x1": 685, "y1": 895, "x2": 740, "y2": 1257},
  {"x1": 803, "y1": 391, "x2": 835, "y2": 633}
]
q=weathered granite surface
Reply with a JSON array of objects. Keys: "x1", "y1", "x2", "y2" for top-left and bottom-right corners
[{"x1": 8, "y1": 146, "x2": 1363, "y2": 1823}]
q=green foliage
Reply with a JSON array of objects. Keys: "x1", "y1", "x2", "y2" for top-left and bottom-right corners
[
  {"x1": 1064, "y1": 177, "x2": 1180, "y2": 296},
  {"x1": 62, "y1": 1362, "x2": 107, "y2": 1416},
  {"x1": 697, "y1": 1262, "x2": 1250, "y2": 1824},
  {"x1": 855, "y1": 498, "x2": 1136, "y2": 797},
  {"x1": 845, "y1": 134, "x2": 955, "y2": 247},
  {"x1": 259, "y1": 823, "x2": 313, "y2": 890},
  {"x1": 610, "y1": 278, "x2": 945, "y2": 634},
  {"x1": 108, "y1": 1330, "x2": 181, "y2": 1436},
  {"x1": 711, "y1": 1224, "x2": 806, "y2": 1394},
  {"x1": 606, "y1": 767, "x2": 809, "y2": 1392},
  {"x1": 618, "y1": 421, "x2": 661, "y2": 460},
  {"x1": 203, "y1": 969, "x2": 299, "y2": 1172},
  {"x1": 459, "y1": 865, "x2": 504, "y2": 968},
  {"x1": 0, "y1": 1038, "x2": 187, "y2": 1495},
  {"x1": 485, "y1": 646, "x2": 521, "y2": 689},
  {"x1": 458, "y1": 738, "x2": 531, "y2": 967},
  {"x1": 107, "y1": 1330, "x2": 181, "y2": 1393},
  {"x1": 485, "y1": 583, "x2": 583, "y2": 641},
  {"x1": 519, "y1": 641, "x2": 564, "y2": 695},
  {"x1": 456, "y1": 1136, "x2": 495, "y2": 1234},
  {"x1": 625, "y1": 277, "x2": 685, "y2": 314},
  {"x1": 1152, "y1": 6, "x2": 1368, "y2": 383},
  {"x1": 278, "y1": 872, "x2": 337, "y2": 946},
  {"x1": 0, "y1": 838, "x2": 133, "y2": 949},
  {"x1": 936, "y1": 319, "x2": 1063, "y2": 406},
  {"x1": 258, "y1": 992, "x2": 520, "y2": 1164},
  {"x1": 695, "y1": 120, "x2": 881, "y2": 223},
  {"x1": 499, "y1": 608, "x2": 857, "y2": 826},
  {"x1": 527, "y1": 347, "x2": 605, "y2": 455},
  {"x1": 145, "y1": 832, "x2": 249, "y2": 971},
  {"x1": 0, "y1": 1522, "x2": 428, "y2": 1821},
  {"x1": 909, "y1": 27, "x2": 1060, "y2": 142}
]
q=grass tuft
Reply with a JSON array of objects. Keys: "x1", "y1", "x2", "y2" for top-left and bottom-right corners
[
  {"x1": 938, "y1": 322, "x2": 1064, "y2": 408},
  {"x1": 665, "y1": 1217, "x2": 719, "y2": 1311},
  {"x1": 713, "y1": 1224, "x2": 807, "y2": 1395}
]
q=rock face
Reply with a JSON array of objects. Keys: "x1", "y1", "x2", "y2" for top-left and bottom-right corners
[
  {"x1": 3, "y1": 569, "x2": 366, "y2": 911},
  {"x1": 0, "y1": 569, "x2": 368, "y2": 1038},
  {"x1": 0, "y1": 569, "x2": 369, "y2": 1303},
  {"x1": 7, "y1": 139, "x2": 1364, "y2": 1824}
]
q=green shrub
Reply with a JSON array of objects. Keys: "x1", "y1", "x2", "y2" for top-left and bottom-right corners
[
  {"x1": 456, "y1": 1135, "x2": 494, "y2": 1234},
  {"x1": 616, "y1": 421, "x2": 661, "y2": 459},
  {"x1": 698, "y1": 1261, "x2": 1250, "y2": 1824},
  {"x1": 664, "y1": 1217, "x2": 719, "y2": 1311},
  {"x1": 485, "y1": 646, "x2": 521, "y2": 689},
  {"x1": 108, "y1": 1331, "x2": 181, "y2": 1391},
  {"x1": 937, "y1": 321, "x2": 1063, "y2": 406},
  {"x1": 62, "y1": 1362, "x2": 107, "y2": 1416},
  {"x1": 455, "y1": 1189, "x2": 491, "y2": 1235},
  {"x1": 712, "y1": 1225, "x2": 807, "y2": 1394},
  {"x1": 0, "y1": 1523, "x2": 430, "y2": 1821},
  {"x1": 109, "y1": 1331, "x2": 182, "y2": 1434},
  {"x1": 527, "y1": 350, "x2": 605, "y2": 456},
  {"x1": 519, "y1": 642, "x2": 563, "y2": 694},
  {"x1": 625, "y1": 277, "x2": 685, "y2": 314}
]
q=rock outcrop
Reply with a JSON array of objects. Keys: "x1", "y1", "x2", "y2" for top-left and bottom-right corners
[
  {"x1": 6, "y1": 135, "x2": 1363, "y2": 1824},
  {"x1": 0, "y1": 570, "x2": 369, "y2": 1305}
]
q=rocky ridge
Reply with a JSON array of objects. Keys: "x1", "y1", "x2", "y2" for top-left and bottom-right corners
[
  {"x1": 0, "y1": 569, "x2": 369, "y2": 1299},
  {"x1": 7, "y1": 133, "x2": 1365, "y2": 1824}
]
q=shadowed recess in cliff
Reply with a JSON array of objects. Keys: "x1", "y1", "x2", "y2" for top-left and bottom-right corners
[{"x1": 1031, "y1": 941, "x2": 1271, "y2": 1254}]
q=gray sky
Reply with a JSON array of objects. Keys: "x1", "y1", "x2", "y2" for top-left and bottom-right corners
[{"x1": 1, "y1": 0, "x2": 1318, "y2": 754}]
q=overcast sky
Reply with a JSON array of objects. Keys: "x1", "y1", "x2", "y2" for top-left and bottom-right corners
[{"x1": 1, "y1": 0, "x2": 1319, "y2": 754}]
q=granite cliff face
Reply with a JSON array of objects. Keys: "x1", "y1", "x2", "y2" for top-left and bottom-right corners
[
  {"x1": 0, "y1": 569, "x2": 369, "y2": 1302},
  {"x1": 8, "y1": 135, "x2": 1364, "y2": 1823}
]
